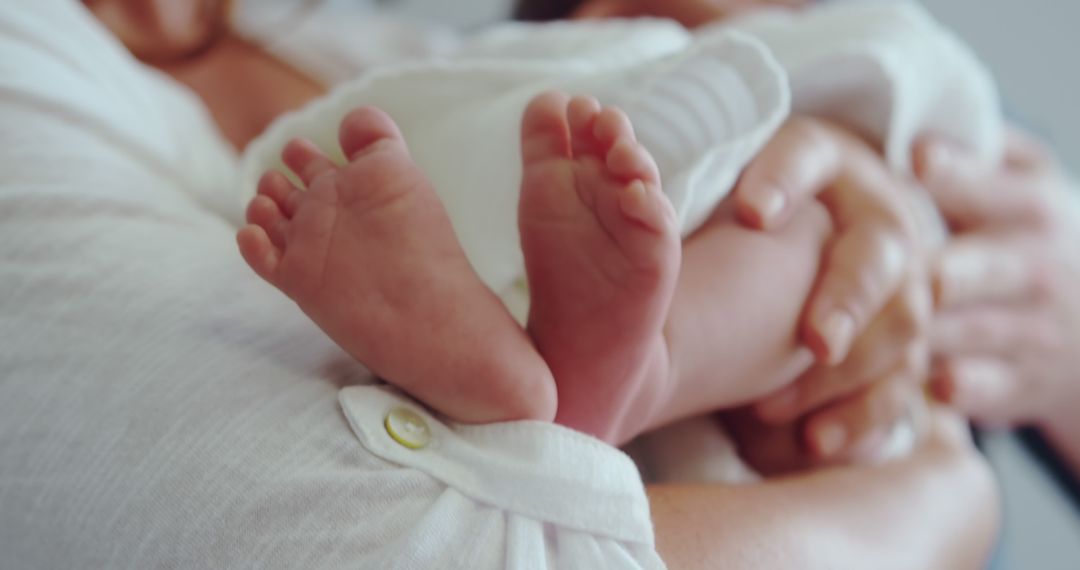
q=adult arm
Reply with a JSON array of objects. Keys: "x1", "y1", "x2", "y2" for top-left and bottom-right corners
[{"x1": 649, "y1": 411, "x2": 1000, "y2": 570}]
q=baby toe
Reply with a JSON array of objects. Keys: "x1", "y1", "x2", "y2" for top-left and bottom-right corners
[
  {"x1": 257, "y1": 170, "x2": 302, "y2": 217},
  {"x1": 606, "y1": 139, "x2": 660, "y2": 183},
  {"x1": 593, "y1": 106, "x2": 636, "y2": 150},
  {"x1": 282, "y1": 138, "x2": 337, "y2": 187},
  {"x1": 245, "y1": 195, "x2": 289, "y2": 249},
  {"x1": 520, "y1": 91, "x2": 573, "y2": 165},
  {"x1": 339, "y1": 106, "x2": 406, "y2": 160},
  {"x1": 567, "y1": 95, "x2": 602, "y2": 155},
  {"x1": 236, "y1": 225, "x2": 283, "y2": 283}
]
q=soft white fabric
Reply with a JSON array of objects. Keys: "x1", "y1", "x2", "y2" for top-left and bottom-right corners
[
  {"x1": 239, "y1": 18, "x2": 790, "y2": 322},
  {"x1": 728, "y1": 1, "x2": 1002, "y2": 171},
  {"x1": 0, "y1": 2, "x2": 1001, "y2": 569},
  {"x1": 231, "y1": 0, "x2": 463, "y2": 87},
  {"x1": 0, "y1": 2, "x2": 661, "y2": 569}
]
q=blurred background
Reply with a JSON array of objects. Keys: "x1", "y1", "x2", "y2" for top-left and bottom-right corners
[{"x1": 925, "y1": 0, "x2": 1080, "y2": 172}]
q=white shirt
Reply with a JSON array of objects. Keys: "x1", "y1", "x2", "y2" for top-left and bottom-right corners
[{"x1": 0, "y1": 2, "x2": 660, "y2": 568}]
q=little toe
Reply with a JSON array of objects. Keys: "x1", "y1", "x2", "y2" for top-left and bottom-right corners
[
  {"x1": 593, "y1": 106, "x2": 636, "y2": 149},
  {"x1": 339, "y1": 106, "x2": 406, "y2": 161},
  {"x1": 567, "y1": 95, "x2": 602, "y2": 155},
  {"x1": 521, "y1": 91, "x2": 572, "y2": 165},
  {"x1": 257, "y1": 170, "x2": 302, "y2": 217},
  {"x1": 245, "y1": 195, "x2": 290, "y2": 250},
  {"x1": 282, "y1": 138, "x2": 337, "y2": 187},
  {"x1": 237, "y1": 224, "x2": 282, "y2": 283},
  {"x1": 617, "y1": 179, "x2": 676, "y2": 235},
  {"x1": 606, "y1": 139, "x2": 660, "y2": 183}
]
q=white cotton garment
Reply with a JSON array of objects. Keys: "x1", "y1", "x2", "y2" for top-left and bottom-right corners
[
  {"x1": 0, "y1": 2, "x2": 663, "y2": 569},
  {"x1": 237, "y1": 1, "x2": 1001, "y2": 482}
]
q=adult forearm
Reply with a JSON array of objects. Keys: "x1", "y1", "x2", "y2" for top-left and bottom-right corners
[{"x1": 649, "y1": 442, "x2": 999, "y2": 569}]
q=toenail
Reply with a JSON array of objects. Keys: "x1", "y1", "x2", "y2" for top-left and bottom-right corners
[
  {"x1": 745, "y1": 186, "x2": 786, "y2": 225},
  {"x1": 626, "y1": 180, "x2": 647, "y2": 200}
]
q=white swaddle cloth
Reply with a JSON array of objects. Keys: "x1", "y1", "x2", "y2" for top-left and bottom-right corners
[{"x1": 238, "y1": 1, "x2": 1001, "y2": 482}]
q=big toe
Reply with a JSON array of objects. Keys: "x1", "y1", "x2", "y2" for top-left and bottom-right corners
[
  {"x1": 339, "y1": 106, "x2": 406, "y2": 160},
  {"x1": 520, "y1": 91, "x2": 572, "y2": 165}
]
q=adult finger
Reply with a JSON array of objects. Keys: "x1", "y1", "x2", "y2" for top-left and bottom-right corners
[
  {"x1": 803, "y1": 223, "x2": 912, "y2": 364},
  {"x1": 800, "y1": 144, "x2": 921, "y2": 364},
  {"x1": 733, "y1": 118, "x2": 842, "y2": 230},
  {"x1": 757, "y1": 282, "x2": 929, "y2": 424},
  {"x1": 912, "y1": 137, "x2": 1048, "y2": 230},
  {"x1": 802, "y1": 378, "x2": 923, "y2": 461},
  {"x1": 931, "y1": 307, "x2": 1057, "y2": 357},
  {"x1": 757, "y1": 339, "x2": 925, "y2": 425},
  {"x1": 929, "y1": 357, "x2": 1022, "y2": 424},
  {"x1": 921, "y1": 405, "x2": 979, "y2": 454},
  {"x1": 934, "y1": 238, "x2": 1047, "y2": 309}
]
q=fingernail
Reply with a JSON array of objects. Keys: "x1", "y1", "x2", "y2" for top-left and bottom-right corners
[
  {"x1": 818, "y1": 311, "x2": 855, "y2": 365},
  {"x1": 757, "y1": 385, "x2": 800, "y2": 422},
  {"x1": 744, "y1": 186, "x2": 786, "y2": 225},
  {"x1": 814, "y1": 422, "x2": 848, "y2": 458}
]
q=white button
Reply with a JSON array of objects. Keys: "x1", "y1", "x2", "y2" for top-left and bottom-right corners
[{"x1": 384, "y1": 407, "x2": 431, "y2": 450}]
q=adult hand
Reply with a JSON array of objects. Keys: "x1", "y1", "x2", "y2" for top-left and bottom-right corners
[
  {"x1": 735, "y1": 117, "x2": 924, "y2": 366},
  {"x1": 725, "y1": 378, "x2": 929, "y2": 474},
  {"x1": 725, "y1": 117, "x2": 934, "y2": 465},
  {"x1": 659, "y1": 407, "x2": 999, "y2": 570},
  {"x1": 916, "y1": 129, "x2": 1080, "y2": 427}
]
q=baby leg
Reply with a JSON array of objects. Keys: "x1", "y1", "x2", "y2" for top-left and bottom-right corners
[{"x1": 518, "y1": 92, "x2": 681, "y2": 443}]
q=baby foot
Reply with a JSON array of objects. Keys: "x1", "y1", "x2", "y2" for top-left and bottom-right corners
[
  {"x1": 518, "y1": 92, "x2": 681, "y2": 443},
  {"x1": 238, "y1": 107, "x2": 555, "y2": 423}
]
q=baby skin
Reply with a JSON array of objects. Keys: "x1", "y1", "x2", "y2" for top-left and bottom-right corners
[
  {"x1": 237, "y1": 107, "x2": 557, "y2": 424},
  {"x1": 238, "y1": 92, "x2": 679, "y2": 441},
  {"x1": 519, "y1": 92, "x2": 680, "y2": 439}
]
